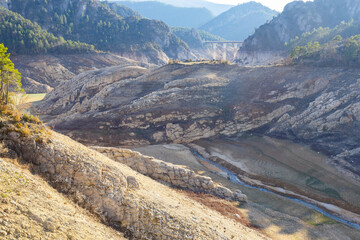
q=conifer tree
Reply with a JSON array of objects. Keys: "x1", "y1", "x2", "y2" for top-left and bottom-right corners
[{"x1": 0, "y1": 44, "x2": 22, "y2": 104}]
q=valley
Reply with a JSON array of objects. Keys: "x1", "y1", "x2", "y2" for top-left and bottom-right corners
[
  {"x1": 133, "y1": 139, "x2": 360, "y2": 239},
  {"x1": 29, "y1": 61, "x2": 360, "y2": 239},
  {"x1": 2, "y1": 0, "x2": 360, "y2": 239}
]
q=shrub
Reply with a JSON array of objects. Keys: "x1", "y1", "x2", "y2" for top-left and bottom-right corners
[
  {"x1": 19, "y1": 124, "x2": 31, "y2": 137},
  {"x1": 23, "y1": 114, "x2": 41, "y2": 124}
]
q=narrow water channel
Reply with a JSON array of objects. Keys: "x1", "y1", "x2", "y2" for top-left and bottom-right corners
[{"x1": 192, "y1": 150, "x2": 360, "y2": 230}]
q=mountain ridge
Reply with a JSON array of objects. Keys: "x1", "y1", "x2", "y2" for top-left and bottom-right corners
[
  {"x1": 200, "y1": 1, "x2": 278, "y2": 41},
  {"x1": 2, "y1": 0, "x2": 193, "y2": 63},
  {"x1": 237, "y1": 0, "x2": 360, "y2": 65},
  {"x1": 113, "y1": 1, "x2": 214, "y2": 28}
]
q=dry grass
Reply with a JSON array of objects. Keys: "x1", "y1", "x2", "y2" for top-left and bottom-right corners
[
  {"x1": 178, "y1": 190, "x2": 255, "y2": 228},
  {"x1": 0, "y1": 103, "x2": 50, "y2": 140}
]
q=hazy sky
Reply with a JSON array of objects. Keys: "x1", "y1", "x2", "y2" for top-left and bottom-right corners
[{"x1": 207, "y1": 0, "x2": 313, "y2": 11}]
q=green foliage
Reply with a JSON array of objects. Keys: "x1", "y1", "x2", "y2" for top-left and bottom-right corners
[
  {"x1": 172, "y1": 27, "x2": 225, "y2": 48},
  {"x1": 287, "y1": 20, "x2": 360, "y2": 49},
  {"x1": 0, "y1": 44, "x2": 22, "y2": 104},
  {"x1": 0, "y1": 7, "x2": 95, "y2": 54},
  {"x1": 288, "y1": 20, "x2": 360, "y2": 67},
  {"x1": 344, "y1": 36, "x2": 360, "y2": 63},
  {"x1": 7, "y1": 0, "x2": 188, "y2": 55},
  {"x1": 22, "y1": 113, "x2": 41, "y2": 124},
  {"x1": 290, "y1": 41, "x2": 321, "y2": 59}
]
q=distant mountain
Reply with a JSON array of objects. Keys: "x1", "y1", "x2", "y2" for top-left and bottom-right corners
[
  {"x1": 0, "y1": 7, "x2": 95, "y2": 54},
  {"x1": 114, "y1": 1, "x2": 214, "y2": 28},
  {"x1": 2, "y1": 0, "x2": 191, "y2": 63},
  {"x1": 109, "y1": 0, "x2": 233, "y2": 16},
  {"x1": 200, "y1": 2, "x2": 278, "y2": 41},
  {"x1": 102, "y1": 1, "x2": 141, "y2": 18},
  {"x1": 172, "y1": 27, "x2": 225, "y2": 48},
  {"x1": 239, "y1": 0, "x2": 360, "y2": 64}
]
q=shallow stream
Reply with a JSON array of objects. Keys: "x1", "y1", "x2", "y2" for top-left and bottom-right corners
[{"x1": 192, "y1": 150, "x2": 360, "y2": 230}]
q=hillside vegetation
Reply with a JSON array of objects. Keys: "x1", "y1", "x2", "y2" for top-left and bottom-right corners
[
  {"x1": 172, "y1": 27, "x2": 225, "y2": 48},
  {"x1": 7, "y1": 0, "x2": 189, "y2": 58},
  {"x1": 238, "y1": 0, "x2": 360, "y2": 65},
  {"x1": 288, "y1": 20, "x2": 360, "y2": 66},
  {"x1": 0, "y1": 7, "x2": 95, "y2": 54}
]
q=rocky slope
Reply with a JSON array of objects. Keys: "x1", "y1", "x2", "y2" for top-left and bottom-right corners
[
  {"x1": 92, "y1": 146, "x2": 247, "y2": 202},
  {"x1": 1, "y1": 0, "x2": 193, "y2": 62},
  {"x1": 237, "y1": 0, "x2": 360, "y2": 65},
  {"x1": 200, "y1": 2, "x2": 278, "y2": 41},
  {"x1": 0, "y1": 107, "x2": 265, "y2": 240},
  {"x1": 34, "y1": 63, "x2": 360, "y2": 180},
  {"x1": 0, "y1": 156, "x2": 126, "y2": 240},
  {"x1": 12, "y1": 53, "x2": 151, "y2": 93}
]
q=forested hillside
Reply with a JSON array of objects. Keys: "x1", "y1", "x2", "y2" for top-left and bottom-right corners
[
  {"x1": 6, "y1": 0, "x2": 190, "y2": 59},
  {"x1": 288, "y1": 20, "x2": 360, "y2": 67},
  {"x1": 0, "y1": 7, "x2": 95, "y2": 54},
  {"x1": 172, "y1": 27, "x2": 225, "y2": 48}
]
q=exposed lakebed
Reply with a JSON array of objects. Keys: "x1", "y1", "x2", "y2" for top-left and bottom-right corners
[{"x1": 134, "y1": 136, "x2": 360, "y2": 239}]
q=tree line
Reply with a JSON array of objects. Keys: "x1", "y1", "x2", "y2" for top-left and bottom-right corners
[{"x1": 0, "y1": 7, "x2": 95, "y2": 54}]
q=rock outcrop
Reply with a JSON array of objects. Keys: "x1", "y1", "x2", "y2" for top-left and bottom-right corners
[
  {"x1": 12, "y1": 53, "x2": 150, "y2": 93},
  {"x1": 92, "y1": 146, "x2": 247, "y2": 202},
  {"x1": 34, "y1": 63, "x2": 360, "y2": 179},
  {"x1": 237, "y1": 0, "x2": 360, "y2": 65},
  {"x1": 0, "y1": 157, "x2": 126, "y2": 240},
  {"x1": 0, "y1": 112, "x2": 264, "y2": 240}
]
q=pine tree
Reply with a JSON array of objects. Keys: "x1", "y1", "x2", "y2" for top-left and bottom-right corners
[{"x1": 0, "y1": 44, "x2": 22, "y2": 104}]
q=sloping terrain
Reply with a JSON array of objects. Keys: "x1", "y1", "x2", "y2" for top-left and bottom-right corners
[
  {"x1": 12, "y1": 53, "x2": 150, "y2": 93},
  {"x1": 0, "y1": 7, "x2": 95, "y2": 55},
  {"x1": 115, "y1": 1, "x2": 214, "y2": 28},
  {"x1": 1, "y1": 0, "x2": 192, "y2": 62},
  {"x1": 0, "y1": 107, "x2": 267, "y2": 240},
  {"x1": 34, "y1": 63, "x2": 360, "y2": 181},
  {"x1": 238, "y1": 0, "x2": 360, "y2": 64},
  {"x1": 0, "y1": 157, "x2": 126, "y2": 240},
  {"x1": 200, "y1": 2, "x2": 278, "y2": 41}
]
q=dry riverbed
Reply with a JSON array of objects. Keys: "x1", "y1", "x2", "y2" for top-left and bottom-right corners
[{"x1": 133, "y1": 137, "x2": 360, "y2": 240}]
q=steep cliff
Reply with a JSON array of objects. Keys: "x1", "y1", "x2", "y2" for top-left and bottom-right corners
[
  {"x1": 34, "y1": 63, "x2": 360, "y2": 180},
  {"x1": 237, "y1": 0, "x2": 360, "y2": 64}
]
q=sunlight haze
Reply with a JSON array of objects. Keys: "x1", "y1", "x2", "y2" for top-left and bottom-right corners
[{"x1": 206, "y1": 0, "x2": 314, "y2": 11}]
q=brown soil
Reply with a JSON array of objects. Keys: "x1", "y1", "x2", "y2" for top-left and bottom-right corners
[
  {"x1": 179, "y1": 190, "x2": 253, "y2": 227},
  {"x1": 0, "y1": 157, "x2": 126, "y2": 240}
]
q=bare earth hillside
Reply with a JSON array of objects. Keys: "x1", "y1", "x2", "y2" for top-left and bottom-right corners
[
  {"x1": 11, "y1": 53, "x2": 152, "y2": 94},
  {"x1": 0, "y1": 109, "x2": 267, "y2": 239},
  {"x1": 34, "y1": 63, "x2": 360, "y2": 181}
]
